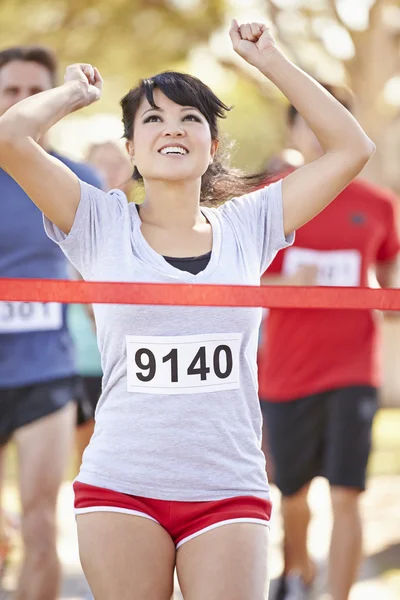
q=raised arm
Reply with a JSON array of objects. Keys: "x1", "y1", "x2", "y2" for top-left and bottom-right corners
[
  {"x1": 229, "y1": 20, "x2": 375, "y2": 235},
  {"x1": 0, "y1": 64, "x2": 103, "y2": 234}
]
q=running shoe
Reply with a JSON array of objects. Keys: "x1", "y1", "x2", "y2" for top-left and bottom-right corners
[
  {"x1": 272, "y1": 574, "x2": 287, "y2": 600},
  {"x1": 284, "y1": 573, "x2": 313, "y2": 599},
  {"x1": 271, "y1": 573, "x2": 313, "y2": 600}
]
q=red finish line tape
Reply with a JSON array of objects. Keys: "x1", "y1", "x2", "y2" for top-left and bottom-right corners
[{"x1": 0, "y1": 278, "x2": 400, "y2": 310}]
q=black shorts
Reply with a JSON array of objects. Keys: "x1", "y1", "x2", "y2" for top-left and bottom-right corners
[
  {"x1": 0, "y1": 376, "x2": 81, "y2": 446},
  {"x1": 76, "y1": 376, "x2": 102, "y2": 427},
  {"x1": 260, "y1": 386, "x2": 378, "y2": 496}
]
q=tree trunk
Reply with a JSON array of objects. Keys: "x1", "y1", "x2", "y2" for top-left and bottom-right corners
[{"x1": 346, "y1": 0, "x2": 400, "y2": 188}]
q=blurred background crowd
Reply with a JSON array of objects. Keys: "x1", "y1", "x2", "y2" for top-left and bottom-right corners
[{"x1": 0, "y1": 0, "x2": 399, "y2": 599}]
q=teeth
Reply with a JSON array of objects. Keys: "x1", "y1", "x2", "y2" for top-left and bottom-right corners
[{"x1": 160, "y1": 146, "x2": 188, "y2": 155}]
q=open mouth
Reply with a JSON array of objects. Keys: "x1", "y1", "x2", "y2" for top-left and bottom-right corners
[{"x1": 158, "y1": 145, "x2": 189, "y2": 156}]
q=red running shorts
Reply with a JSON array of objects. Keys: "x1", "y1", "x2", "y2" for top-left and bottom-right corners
[{"x1": 74, "y1": 481, "x2": 271, "y2": 549}]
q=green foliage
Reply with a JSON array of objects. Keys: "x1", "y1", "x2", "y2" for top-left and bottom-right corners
[
  {"x1": 0, "y1": 0, "x2": 288, "y2": 171},
  {"x1": 220, "y1": 78, "x2": 287, "y2": 173},
  {"x1": 0, "y1": 0, "x2": 227, "y2": 77}
]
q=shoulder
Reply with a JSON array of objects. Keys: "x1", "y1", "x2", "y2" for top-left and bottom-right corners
[
  {"x1": 218, "y1": 180, "x2": 282, "y2": 215},
  {"x1": 74, "y1": 179, "x2": 130, "y2": 229},
  {"x1": 79, "y1": 178, "x2": 128, "y2": 209},
  {"x1": 51, "y1": 151, "x2": 104, "y2": 189}
]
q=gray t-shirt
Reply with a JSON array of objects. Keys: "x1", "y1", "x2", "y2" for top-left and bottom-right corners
[{"x1": 45, "y1": 179, "x2": 293, "y2": 501}]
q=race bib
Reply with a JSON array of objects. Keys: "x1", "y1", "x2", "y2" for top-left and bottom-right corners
[
  {"x1": 0, "y1": 302, "x2": 63, "y2": 333},
  {"x1": 283, "y1": 248, "x2": 361, "y2": 287},
  {"x1": 126, "y1": 333, "x2": 242, "y2": 395}
]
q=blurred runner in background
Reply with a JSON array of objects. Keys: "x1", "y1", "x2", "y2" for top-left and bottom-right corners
[
  {"x1": 259, "y1": 84, "x2": 400, "y2": 600},
  {"x1": 0, "y1": 46, "x2": 102, "y2": 599}
]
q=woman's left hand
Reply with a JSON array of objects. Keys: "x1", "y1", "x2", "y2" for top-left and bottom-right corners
[{"x1": 229, "y1": 19, "x2": 279, "y2": 71}]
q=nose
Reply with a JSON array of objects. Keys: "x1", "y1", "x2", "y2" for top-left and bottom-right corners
[{"x1": 162, "y1": 125, "x2": 185, "y2": 137}]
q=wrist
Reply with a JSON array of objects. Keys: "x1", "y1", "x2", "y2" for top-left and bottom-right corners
[
  {"x1": 63, "y1": 79, "x2": 89, "y2": 110},
  {"x1": 257, "y1": 48, "x2": 289, "y2": 78}
]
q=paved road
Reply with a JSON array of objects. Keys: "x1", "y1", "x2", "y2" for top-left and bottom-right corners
[{"x1": 1, "y1": 476, "x2": 399, "y2": 599}]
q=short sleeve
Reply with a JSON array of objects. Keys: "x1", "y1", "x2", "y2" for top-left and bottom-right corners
[
  {"x1": 44, "y1": 179, "x2": 128, "y2": 279},
  {"x1": 377, "y1": 191, "x2": 400, "y2": 262},
  {"x1": 219, "y1": 180, "x2": 294, "y2": 275}
]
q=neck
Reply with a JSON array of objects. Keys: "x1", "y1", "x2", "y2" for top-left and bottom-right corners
[{"x1": 139, "y1": 178, "x2": 205, "y2": 228}]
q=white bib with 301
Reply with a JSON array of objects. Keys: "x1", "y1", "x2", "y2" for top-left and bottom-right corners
[
  {"x1": 283, "y1": 248, "x2": 361, "y2": 287},
  {"x1": 0, "y1": 302, "x2": 63, "y2": 333},
  {"x1": 126, "y1": 333, "x2": 242, "y2": 394}
]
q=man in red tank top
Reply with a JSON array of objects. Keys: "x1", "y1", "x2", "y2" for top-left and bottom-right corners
[{"x1": 259, "y1": 86, "x2": 400, "y2": 600}]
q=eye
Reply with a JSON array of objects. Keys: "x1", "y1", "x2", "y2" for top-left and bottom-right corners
[
  {"x1": 183, "y1": 114, "x2": 201, "y2": 122},
  {"x1": 143, "y1": 115, "x2": 161, "y2": 123}
]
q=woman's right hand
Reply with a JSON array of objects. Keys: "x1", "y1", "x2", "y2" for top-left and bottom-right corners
[{"x1": 64, "y1": 63, "x2": 103, "y2": 108}]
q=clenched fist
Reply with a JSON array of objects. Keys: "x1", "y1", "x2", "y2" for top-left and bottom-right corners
[
  {"x1": 64, "y1": 63, "x2": 103, "y2": 108},
  {"x1": 229, "y1": 19, "x2": 279, "y2": 71}
]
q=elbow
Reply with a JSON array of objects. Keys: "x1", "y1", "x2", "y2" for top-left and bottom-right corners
[
  {"x1": 361, "y1": 136, "x2": 376, "y2": 161},
  {"x1": 338, "y1": 135, "x2": 375, "y2": 176},
  {"x1": 354, "y1": 136, "x2": 376, "y2": 169}
]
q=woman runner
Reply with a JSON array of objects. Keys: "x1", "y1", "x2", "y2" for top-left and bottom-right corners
[{"x1": 0, "y1": 20, "x2": 374, "y2": 600}]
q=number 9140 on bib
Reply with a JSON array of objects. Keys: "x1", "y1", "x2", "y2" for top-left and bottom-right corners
[{"x1": 126, "y1": 333, "x2": 242, "y2": 395}]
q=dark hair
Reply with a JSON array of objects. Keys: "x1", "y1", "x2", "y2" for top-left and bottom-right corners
[
  {"x1": 288, "y1": 82, "x2": 354, "y2": 126},
  {"x1": 0, "y1": 46, "x2": 57, "y2": 87},
  {"x1": 120, "y1": 71, "x2": 268, "y2": 205}
]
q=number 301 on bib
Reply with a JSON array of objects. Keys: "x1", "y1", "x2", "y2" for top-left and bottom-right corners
[{"x1": 126, "y1": 333, "x2": 242, "y2": 395}]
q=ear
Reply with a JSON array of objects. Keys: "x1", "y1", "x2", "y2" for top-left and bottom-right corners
[
  {"x1": 125, "y1": 140, "x2": 135, "y2": 161},
  {"x1": 210, "y1": 139, "x2": 219, "y2": 164}
]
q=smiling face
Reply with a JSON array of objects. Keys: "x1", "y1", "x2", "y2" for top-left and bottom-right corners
[{"x1": 126, "y1": 88, "x2": 218, "y2": 183}]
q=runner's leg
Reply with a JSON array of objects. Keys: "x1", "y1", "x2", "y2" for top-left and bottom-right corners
[
  {"x1": 329, "y1": 487, "x2": 362, "y2": 600},
  {"x1": 325, "y1": 386, "x2": 378, "y2": 600},
  {"x1": 262, "y1": 394, "x2": 325, "y2": 584},
  {"x1": 176, "y1": 523, "x2": 269, "y2": 600},
  {"x1": 280, "y1": 483, "x2": 314, "y2": 583},
  {"x1": 77, "y1": 512, "x2": 175, "y2": 600},
  {"x1": 0, "y1": 445, "x2": 9, "y2": 542},
  {"x1": 14, "y1": 401, "x2": 76, "y2": 600},
  {"x1": 0, "y1": 444, "x2": 13, "y2": 576}
]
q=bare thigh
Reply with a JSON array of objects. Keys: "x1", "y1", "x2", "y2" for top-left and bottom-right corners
[
  {"x1": 15, "y1": 401, "x2": 76, "y2": 526},
  {"x1": 77, "y1": 512, "x2": 176, "y2": 600},
  {"x1": 176, "y1": 523, "x2": 270, "y2": 600},
  {"x1": 0, "y1": 445, "x2": 8, "y2": 540}
]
